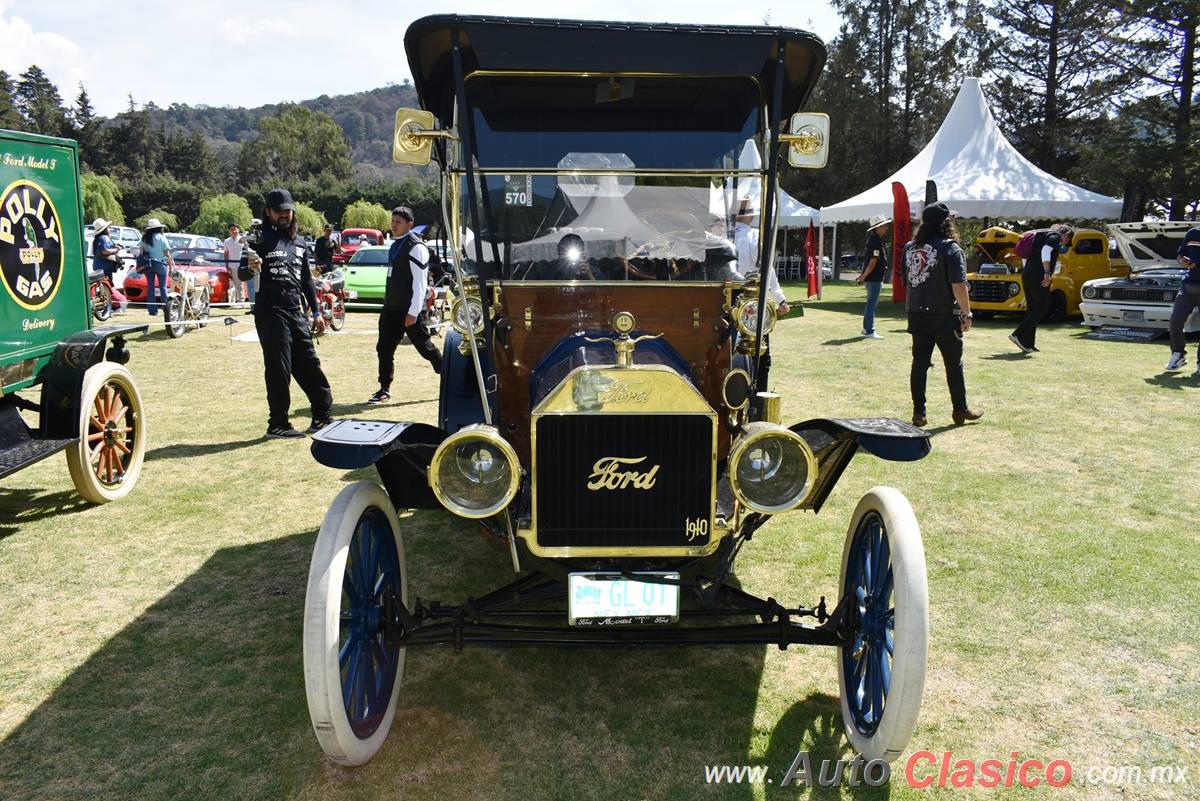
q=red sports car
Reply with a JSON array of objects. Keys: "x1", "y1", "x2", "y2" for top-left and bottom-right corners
[{"x1": 122, "y1": 248, "x2": 232, "y2": 306}]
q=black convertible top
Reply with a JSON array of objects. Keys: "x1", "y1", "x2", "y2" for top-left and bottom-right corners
[{"x1": 404, "y1": 15, "x2": 827, "y2": 130}]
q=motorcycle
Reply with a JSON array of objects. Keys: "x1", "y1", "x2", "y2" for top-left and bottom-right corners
[
  {"x1": 88, "y1": 269, "x2": 114, "y2": 322},
  {"x1": 164, "y1": 264, "x2": 210, "y2": 338},
  {"x1": 314, "y1": 271, "x2": 347, "y2": 332}
]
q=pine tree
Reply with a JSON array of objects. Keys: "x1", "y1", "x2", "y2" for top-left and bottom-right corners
[
  {"x1": 14, "y1": 65, "x2": 70, "y2": 136},
  {"x1": 0, "y1": 71, "x2": 23, "y2": 131}
]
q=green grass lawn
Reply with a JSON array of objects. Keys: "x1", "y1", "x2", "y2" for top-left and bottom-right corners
[{"x1": 1, "y1": 283, "x2": 1198, "y2": 800}]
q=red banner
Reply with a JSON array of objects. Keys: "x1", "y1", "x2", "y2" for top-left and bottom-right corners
[
  {"x1": 891, "y1": 182, "x2": 910, "y2": 303},
  {"x1": 806, "y1": 220, "x2": 820, "y2": 298}
]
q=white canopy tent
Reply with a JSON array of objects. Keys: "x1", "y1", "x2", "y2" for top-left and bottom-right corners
[
  {"x1": 710, "y1": 139, "x2": 821, "y2": 227},
  {"x1": 820, "y1": 78, "x2": 1122, "y2": 223}
]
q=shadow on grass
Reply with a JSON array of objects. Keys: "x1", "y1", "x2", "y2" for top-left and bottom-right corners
[
  {"x1": 0, "y1": 508, "x2": 858, "y2": 801},
  {"x1": 762, "y1": 693, "x2": 891, "y2": 799},
  {"x1": 330, "y1": 398, "x2": 437, "y2": 416},
  {"x1": 144, "y1": 438, "x2": 265, "y2": 460},
  {"x1": 978, "y1": 352, "x2": 1031, "y2": 361},
  {"x1": 1144, "y1": 372, "x2": 1200, "y2": 389},
  {"x1": 0, "y1": 487, "x2": 91, "y2": 540}
]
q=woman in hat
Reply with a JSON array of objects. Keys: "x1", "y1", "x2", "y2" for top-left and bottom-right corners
[
  {"x1": 91, "y1": 218, "x2": 121, "y2": 282},
  {"x1": 139, "y1": 218, "x2": 175, "y2": 316},
  {"x1": 856, "y1": 214, "x2": 891, "y2": 338}
]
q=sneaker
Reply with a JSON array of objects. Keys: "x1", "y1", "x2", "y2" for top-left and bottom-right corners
[
  {"x1": 951, "y1": 408, "x2": 985, "y2": 425},
  {"x1": 306, "y1": 417, "x2": 334, "y2": 434},
  {"x1": 1028, "y1": 345, "x2": 1041, "y2": 353},
  {"x1": 265, "y1": 425, "x2": 305, "y2": 439},
  {"x1": 864, "y1": 332, "x2": 884, "y2": 339},
  {"x1": 367, "y1": 389, "x2": 391, "y2": 404},
  {"x1": 912, "y1": 413, "x2": 928, "y2": 427},
  {"x1": 1008, "y1": 333, "x2": 1032, "y2": 354},
  {"x1": 1166, "y1": 352, "x2": 1187, "y2": 370}
]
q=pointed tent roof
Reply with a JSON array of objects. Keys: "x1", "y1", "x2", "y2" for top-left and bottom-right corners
[
  {"x1": 820, "y1": 78, "x2": 1122, "y2": 223},
  {"x1": 709, "y1": 139, "x2": 821, "y2": 226}
]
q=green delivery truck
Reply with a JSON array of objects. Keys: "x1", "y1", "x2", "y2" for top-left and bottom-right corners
[{"x1": 0, "y1": 128, "x2": 147, "y2": 503}]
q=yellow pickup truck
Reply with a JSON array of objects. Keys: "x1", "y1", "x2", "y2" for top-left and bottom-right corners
[{"x1": 966, "y1": 227, "x2": 1129, "y2": 323}]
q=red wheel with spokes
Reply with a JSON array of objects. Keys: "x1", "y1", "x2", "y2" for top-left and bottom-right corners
[{"x1": 66, "y1": 362, "x2": 147, "y2": 503}]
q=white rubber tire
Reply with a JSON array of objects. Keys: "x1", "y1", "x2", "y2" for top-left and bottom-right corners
[
  {"x1": 838, "y1": 486, "x2": 928, "y2": 762},
  {"x1": 66, "y1": 362, "x2": 146, "y2": 504},
  {"x1": 304, "y1": 481, "x2": 406, "y2": 765}
]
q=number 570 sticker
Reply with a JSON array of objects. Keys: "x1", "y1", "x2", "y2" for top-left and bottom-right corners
[{"x1": 503, "y1": 175, "x2": 532, "y2": 207}]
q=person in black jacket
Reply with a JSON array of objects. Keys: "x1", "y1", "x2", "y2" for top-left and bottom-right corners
[
  {"x1": 1010, "y1": 225, "x2": 1073, "y2": 353},
  {"x1": 904, "y1": 202, "x2": 983, "y2": 427},
  {"x1": 367, "y1": 206, "x2": 442, "y2": 404},
  {"x1": 239, "y1": 188, "x2": 333, "y2": 439}
]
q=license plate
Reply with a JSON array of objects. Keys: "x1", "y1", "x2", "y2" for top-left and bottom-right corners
[
  {"x1": 568, "y1": 572, "x2": 680, "y2": 625},
  {"x1": 1122, "y1": 309, "x2": 1144, "y2": 322},
  {"x1": 346, "y1": 290, "x2": 358, "y2": 299}
]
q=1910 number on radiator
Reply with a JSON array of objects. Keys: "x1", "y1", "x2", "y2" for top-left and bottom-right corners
[{"x1": 685, "y1": 517, "x2": 708, "y2": 541}]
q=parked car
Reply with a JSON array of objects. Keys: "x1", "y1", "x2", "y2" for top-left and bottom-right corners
[
  {"x1": 299, "y1": 13, "x2": 933, "y2": 769},
  {"x1": 339, "y1": 244, "x2": 389, "y2": 307},
  {"x1": 332, "y1": 228, "x2": 384, "y2": 263},
  {"x1": 1079, "y1": 221, "x2": 1199, "y2": 331},
  {"x1": 966, "y1": 226, "x2": 1130, "y2": 323},
  {"x1": 122, "y1": 248, "x2": 232, "y2": 306}
]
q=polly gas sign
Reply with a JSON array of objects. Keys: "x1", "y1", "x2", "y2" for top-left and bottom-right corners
[{"x1": 0, "y1": 179, "x2": 64, "y2": 311}]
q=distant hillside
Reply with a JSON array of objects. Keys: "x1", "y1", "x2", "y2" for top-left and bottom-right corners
[{"x1": 142, "y1": 81, "x2": 435, "y2": 182}]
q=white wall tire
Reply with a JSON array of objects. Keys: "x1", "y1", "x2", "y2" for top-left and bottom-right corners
[
  {"x1": 65, "y1": 362, "x2": 147, "y2": 504},
  {"x1": 304, "y1": 482, "x2": 407, "y2": 765},
  {"x1": 838, "y1": 486, "x2": 928, "y2": 762}
]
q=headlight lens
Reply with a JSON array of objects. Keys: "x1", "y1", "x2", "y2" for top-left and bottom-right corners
[
  {"x1": 429, "y1": 425, "x2": 520, "y2": 518},
  {"x1": 727, "y1": 422, "x2": 817, "y2": 514},
  {"x1": 451, "y1": 297, "x2": 485, "y2": 336},
  {"x1": 733, "y1": 296, "x2": 777, "y2": 338},
  {"x1": 1082, "y1": 285, "x2": 1096, "y2": 299},
  {"x1": 1008, "y1": 282, "x2": 1020, "y2": 296}
]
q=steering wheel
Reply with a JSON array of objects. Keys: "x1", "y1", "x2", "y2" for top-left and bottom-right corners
[{"x1": 619, "y1": 208, "x2": 705, "y2": 280}]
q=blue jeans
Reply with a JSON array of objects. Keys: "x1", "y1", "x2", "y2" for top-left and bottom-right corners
[
  {"x1": 863, "y1": 281, "x2": 883, "y2": 334},
  {"x1": 145, "y1": 261, "x2": 169, "y2": 315}
]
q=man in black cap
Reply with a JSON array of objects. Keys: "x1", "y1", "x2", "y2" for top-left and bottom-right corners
[
  {"x1": 240, "y1": 188, "x2": 334, "y2": 439},
  {"x1": 368, "y1": 206, "x2": 441, "y2": 404},
  {"x1": 903, "y1": 201, "x2": 983, "y2": 427}
]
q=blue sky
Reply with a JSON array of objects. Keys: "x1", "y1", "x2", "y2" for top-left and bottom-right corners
[{"x1": 0, "y1": 0, "x2": 842, "y2": 117}]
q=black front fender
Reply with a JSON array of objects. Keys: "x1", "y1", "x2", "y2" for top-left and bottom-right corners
[
  {"x1": 789, "y1": 417, "x2": 930, "y2": 513},
  {"x1": 311, "y1": 419, "x2": 448, "y2": 510}
]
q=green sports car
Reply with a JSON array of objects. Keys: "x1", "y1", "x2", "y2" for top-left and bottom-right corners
[{"x1": 340, "y1": 244, "x2": 390, "y2": 308}]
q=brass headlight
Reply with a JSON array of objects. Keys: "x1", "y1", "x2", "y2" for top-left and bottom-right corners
[
  {"x1": 732, "y1": 296, "x2": 777, "y2": 338},
  {"x1": 450, "y1": 296, "x2": 485, "y2": 337},
  {"x1": 727, "y1": 422, "x2": 816, "y2": 514},
  {"x1": 429, "y1": 425, "x2": 521, "y2": 518}
]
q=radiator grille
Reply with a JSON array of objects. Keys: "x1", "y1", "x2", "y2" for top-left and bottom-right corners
[
  {"x1": 968, "y1": 280, "x2": 1013, "y2": 303},
  {"x1": 535, "y1": 414, "x2": 713, "y2": 549},
  {"x1": 1098, "y1": 287, "x2": 1176, "y2": 303}
]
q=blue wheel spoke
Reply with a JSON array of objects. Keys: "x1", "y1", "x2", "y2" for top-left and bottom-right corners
[
  {"x1": 339, "y1": 628, "x2": 360, "y2": 670},
  {"x1": 878, "y1": 569, "x2": 894, "y2": 604},
  {"x1": 342, "y1": 644, "x2": 361, "y2": 709}
]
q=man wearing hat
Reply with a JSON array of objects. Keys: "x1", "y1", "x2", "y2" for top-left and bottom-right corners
[
  {"x1": 240, "y1": 189, "x2": 334, "y2": 439},
  {"x1": 91, "y1": 218, "x2": 121, "y2": 282},
  {"x1": 903, "y1": 201, "x2": 983, "y2": 427},
  {"x1": 856, "y1": 214, "x2": 891, "y2": 338},
  {"x1": 314, "y1": 224, "x2": 341, "y2": 274}
]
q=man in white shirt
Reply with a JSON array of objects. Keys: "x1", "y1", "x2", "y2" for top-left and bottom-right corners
[
  {"x1": 223, "y1": 222, "x2": 245, "y2": 307},
  {"x1": 368, "y1": 207, "x2": 442, "y2": 404}
]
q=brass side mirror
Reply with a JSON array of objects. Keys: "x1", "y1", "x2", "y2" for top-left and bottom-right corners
[
  {"x1": 783, "y1": 112, "x2": 830, "y2": 169},
  {"x1": 393, "y1": 109, "x2": 438, "y2": 166}
]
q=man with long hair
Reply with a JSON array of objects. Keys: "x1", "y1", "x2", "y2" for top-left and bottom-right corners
[
  {"x1": 240, "y1": 188, "x2": 333, "y2": 439},
  {"x1": 903, "y1": 202, "x2": 983, "y2": 427}
]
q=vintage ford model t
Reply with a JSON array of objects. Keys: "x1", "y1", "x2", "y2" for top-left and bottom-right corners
[
  {"x1": 303, "y1": 15, "x2": 933, "y2": 767},
  {"x1": 0, "y1": 128, "x2": 146, "y2": 503}
]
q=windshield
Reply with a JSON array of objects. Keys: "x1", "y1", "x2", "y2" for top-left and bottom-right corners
[
  {"x1": 344, "y1": 233, "x2": 379, "y2": 247},
  {"x1": 467, "y1": 75, "x2": 761, "y2": 170},
  {"x1": 349, "y1": 247, "x2": 390, "y2": 265},
  {"x1": 455, "y1": 158, "x2": 763, "y2": 283}
]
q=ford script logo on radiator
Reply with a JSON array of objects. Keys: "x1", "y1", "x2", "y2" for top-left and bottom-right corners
[{"x1": 586, "y1": 456, "x2": 660, "y2": 490}]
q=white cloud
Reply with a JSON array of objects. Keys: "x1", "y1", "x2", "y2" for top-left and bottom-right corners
[
  {"x1": 0, "y1": 4, "x2": 93, "y2": 96},
  {"x1": 218, "y1": 16, "x2": 303, "y2": 45}
]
